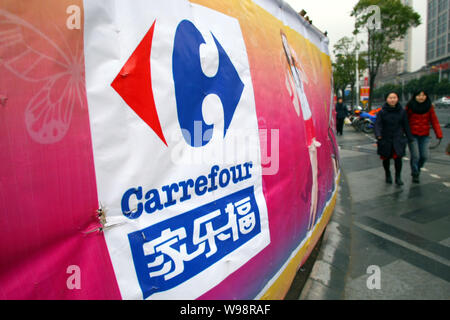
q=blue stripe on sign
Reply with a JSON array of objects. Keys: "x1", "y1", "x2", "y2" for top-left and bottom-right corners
[{"x1": 128, "y1": 186, "x2": 261, "y2": 299}]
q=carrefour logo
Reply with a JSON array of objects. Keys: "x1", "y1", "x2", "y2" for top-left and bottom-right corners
[
  {"x1": 173, "y1": 20, "x2": 244, "y2": 147},
  {"x1": 111, "y1": 19, "x2": 244, "y2": 148},
  {"x1": 84, "y1": 2, "x2": 272, "y2": 300},
  {"x1": 106, "y1": 11, "x2": 270, "y2": 299}
]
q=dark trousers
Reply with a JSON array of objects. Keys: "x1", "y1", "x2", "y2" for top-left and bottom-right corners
[{"x1": 336, "y1": 117, "x2": 345, "y2": 135}]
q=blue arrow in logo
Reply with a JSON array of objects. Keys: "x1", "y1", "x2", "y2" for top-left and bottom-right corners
[{"x1": 172, "y1": 20, "x2": 244, "y2": 147}]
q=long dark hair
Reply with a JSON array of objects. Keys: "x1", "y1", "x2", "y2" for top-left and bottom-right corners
[{"x1": 407, "y1": 90, "x2": 432, "y2": 114}]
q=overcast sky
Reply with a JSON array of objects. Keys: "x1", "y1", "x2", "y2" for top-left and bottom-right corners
[{"x1": 284, "y1": 0, "x2": 427, "y2": 71}]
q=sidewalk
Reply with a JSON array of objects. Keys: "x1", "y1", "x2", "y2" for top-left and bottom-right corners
[{"x1": 298, "y1": 125, "x2": 450, "y2": 300}]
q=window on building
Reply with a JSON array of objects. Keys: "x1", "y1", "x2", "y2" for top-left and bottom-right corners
[
  {"x1": 438, "y1": 13, "x2": 447, "y2": 35},
  {"x1": 428, "y1": 20, "x2": 436, "y2": 39},
  {"x1": 429, "y1": 0, "x2": 437, "y2": 20},
  {"x1": 427, "y1": 41, "x2": 436, "y2": 60},
  {"x1": 449, "y1": 9, "x2": 450, "y2": 30},
  {"x1": 437, "y1": 35, "x2": 446, "y2": 56},
  {"x1": 438, "y1": 0, "x2": 448, "y2": 12},
  {"x1": 448, "y1": 33, "x2": 450, "y2": 52}
]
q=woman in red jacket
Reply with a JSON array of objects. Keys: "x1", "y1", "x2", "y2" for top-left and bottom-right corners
[{"x1": 405, "y1": 90, "x2": 443, "y2": 183}]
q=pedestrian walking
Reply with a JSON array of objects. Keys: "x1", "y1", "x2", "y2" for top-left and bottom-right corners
[
  {"x1": 335, "y1": 97, "x2": 348, "y2": 136},
  {"x1": 375, "y1": 92, "x2": 413, "y2": 186},
  {"x1": 405, "y1": 90, "x2": 443, "y2": 183}
]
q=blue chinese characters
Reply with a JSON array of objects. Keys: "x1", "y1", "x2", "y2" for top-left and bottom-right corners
[{"x1": 128, "y1": 186, "x2": 261, "y2": 299}]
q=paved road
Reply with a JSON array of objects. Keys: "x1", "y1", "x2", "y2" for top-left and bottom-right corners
[{"x1": 298, "y1": 120, "x2": 450, "y2": 300}]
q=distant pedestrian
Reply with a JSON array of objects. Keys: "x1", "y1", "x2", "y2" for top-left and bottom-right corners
[
  {"x1": 405, "y1": 90, "x2": 443, "y2": 183},
  {"x1": 335, "y1": 97, "x2": 348, "y2": 136},
  {"x1": 375, "y1": 92, "x2": 413, "y2": 186}
]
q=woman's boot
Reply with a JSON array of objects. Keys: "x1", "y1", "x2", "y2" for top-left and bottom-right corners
[
  {"x1": 383, "y1": 159, "x2": 392, "y2": 184},
  {"x1": 386, "y1": 171, "x2": 393, "y2": 184},
  {"x1": 395, "y1": 158, "x2": 403, "y2": 186}
]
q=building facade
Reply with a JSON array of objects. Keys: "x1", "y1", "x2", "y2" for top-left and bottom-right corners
[{"x1": 426, "y1": 0, "x2": 450, "y2": 79}]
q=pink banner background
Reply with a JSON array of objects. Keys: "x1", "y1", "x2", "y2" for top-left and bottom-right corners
[{"x1": 0, "y1": 0, "x2": 120, "y2": 299}]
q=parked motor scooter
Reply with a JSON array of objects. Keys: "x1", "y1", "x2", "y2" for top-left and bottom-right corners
[
  {"x1": 359, "y1": 112, "x2": 376, "y2": 134},
  {"x1": 349, "y1": 107, "x2": 363, "y2": 132}
]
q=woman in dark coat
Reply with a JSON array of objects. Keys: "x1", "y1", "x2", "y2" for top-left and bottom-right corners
[
  {"x1": 335, "y1": 98, "x2": 348, "y2": 135},
  {"x1": 375, "y1": 92, "x2": 413, "y2": 185}
]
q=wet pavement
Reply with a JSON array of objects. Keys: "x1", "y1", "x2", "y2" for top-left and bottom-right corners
[{"x1": 298, "y1": 114, "x2": 450, "y2": 300}]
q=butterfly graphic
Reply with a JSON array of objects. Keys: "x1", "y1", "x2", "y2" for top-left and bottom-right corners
[{"x1": 0, "y1": 8, "x2": 86, "y2": 144}]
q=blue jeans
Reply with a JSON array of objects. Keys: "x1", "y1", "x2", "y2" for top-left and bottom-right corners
[{"x1": 408, "y1": 135, "x2": 430, "y2": 176}]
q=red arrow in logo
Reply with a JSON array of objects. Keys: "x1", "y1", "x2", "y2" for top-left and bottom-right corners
[{"x1": 111, "y1": 20, "x2": 167, "y2": 146}]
